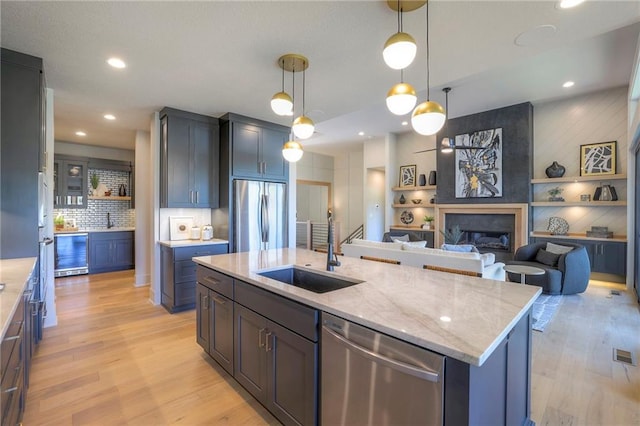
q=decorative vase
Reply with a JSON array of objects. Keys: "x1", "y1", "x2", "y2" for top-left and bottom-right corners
[
  {"x1": 428, "y1": 170, "x2": 437, "y2": 186},
  {"x1": 600, "y1": 184, "x2": 613, "y2": 201},
  {"x1": 545, "y1": 161, "x2": 566, "y2": 178},
  {"x1": 119, "y1": 184, "x2": 127, "y2": 196},
  {"x1": 422, "y1": 223, "x2": 432, "y2": 230},
  {"x1": 399, "y1": 194, "x2": 406, "y2": 204},
  {"x1": 418, "y1": 174, "x2": 426, "y2": 187}
]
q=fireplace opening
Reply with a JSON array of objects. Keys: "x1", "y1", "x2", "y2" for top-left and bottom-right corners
[{"x1": 460, "y1": 230, "x2": 511, "y2": 252}]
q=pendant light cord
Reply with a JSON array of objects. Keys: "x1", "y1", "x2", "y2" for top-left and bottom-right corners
[
  {"x1": 426, "y1": 0, "x2": 430, "y2": 101},
  {"x1": 302, "y1": 61, "x2": 306, "y2": 115},
  {"x1": 280, "y1": 58, "x2": 285, "y2": 91},
  {"x1": 397, "y1": 0, "x2": 402, "y2": 32}
]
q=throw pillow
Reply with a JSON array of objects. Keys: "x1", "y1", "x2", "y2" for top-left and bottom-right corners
[
  {"x1": 546, "y1": 242, "x2": 573, "y2": 255},
  {"x1": 441, "y1": 243, "x2": 478, "y2": 253},
  {"x1": 535, "y1": 249, "x2": 560, "y2": 267},
  {"x1": 480, "y1": 252, "x2": 495, "y2": 266},
  {"x1": 402, "y1": 240, "x2": 427, "y2": 248},
  {"x1": 391, "y1": 234, "x2": 410, "y2": 243}
]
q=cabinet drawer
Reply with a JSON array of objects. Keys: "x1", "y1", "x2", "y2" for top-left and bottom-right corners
[
  {"x1": 1, "y1": 363, "x2": 23, "y2": 425},
  {"x1": 1, "y1": 328, "x2": 23, "y2": 421},
  {"x1": 174, "y1": 259, "x2": 197, "y2": 283},
  {"x1": 235, "y1": 280, "x2": 318, "y2": 342},
  {"x1": 196, "y1": 267, "x2": 233, "y2": 299},
  {"x1": 1, "y1": 301, "x2": 24, "y2": 374},
  {"x1": 174, "y1": 244, "x2": 228, "y2": 261},
  {"x1": 175, "y1": 281, "x2": 196, "y2": 306}
]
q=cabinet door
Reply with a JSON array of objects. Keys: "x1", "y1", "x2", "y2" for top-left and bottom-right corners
[
  {"x1": 89, "y1": 239, "x2": 113, "y2": 271},
  {"x1": 160, "y1": 246, "x2": 175, "y2": 308},
  {"x1": 231, "y1": 123, "x2": 261, "y2": 178},
  {"x1": 261, "y1": 128, "x2": 288, "y2": 181},
  {"x1": 192, "y1": 121, "x2": 217, "y2": 207},
  {"x1": 163, "y1": 114, "x2": 193, "y2": 207},
  {"x1": 234, "y1": 304, "x2": 268, "y2": 404},
  {"x1": 210, "y1": 291, "x2": 234, "y2": 375},
  {"x1": 61, "y1": 159, "x2": 88, "y2": 208},
  {"x1": 196, "y1": 283, "x2": 210, "y2": 352},
  {"x1": 267, "y1": 320, "x2": 317, "y2": 426},
  {"x1": 112, "y1": 238, "x2": 134, "y2": 269},
  {"x1": 593, "y1": 242, "x2": 626, "y2": 275}
]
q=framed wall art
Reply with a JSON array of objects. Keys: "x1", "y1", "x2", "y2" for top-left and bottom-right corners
[
  {"x1": 399, "y1": 164, "x2": 416, "y2": 187},
  {"x1": 580, "y1": 141, "x2": 616, "y2": 176},
  {"x1": 455, "y1": 128, "x2": 503, "y2": 198}
]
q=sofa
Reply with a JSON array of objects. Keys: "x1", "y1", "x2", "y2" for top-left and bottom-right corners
[
  {"x1": 341, "y1": 239, "x2": 506, "y2": 281},
  {"x1": 506, "y1": 241, "x2": 590, "y2": 295}
]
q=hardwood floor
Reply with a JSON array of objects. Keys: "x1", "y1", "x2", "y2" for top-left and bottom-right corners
[
  {"x1": 23, "y1": 271, "x2": 278, "y2": 425},
  {"x1": 24, "y1": 272, "x2": 639, "y2": 425}
]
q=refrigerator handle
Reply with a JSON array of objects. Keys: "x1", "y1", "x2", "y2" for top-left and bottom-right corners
[{"x1": 260, "y1": 193, "x2": 269, "y2": 243}]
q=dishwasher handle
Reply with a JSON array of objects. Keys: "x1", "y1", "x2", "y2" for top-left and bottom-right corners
[{"x1": 323, "y1": 325, "x2": 440, "y2": 383}]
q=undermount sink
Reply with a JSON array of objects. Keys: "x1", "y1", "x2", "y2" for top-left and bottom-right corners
[{"x1": 256, "y1": 266, "x2": 364, "y2": 294}]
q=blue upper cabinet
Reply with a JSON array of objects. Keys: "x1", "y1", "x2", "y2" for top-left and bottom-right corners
[{"x1": 160, "y1": 107, "x2": 220, "y2": 208}]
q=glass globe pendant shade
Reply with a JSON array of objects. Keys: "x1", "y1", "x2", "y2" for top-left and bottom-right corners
[
  {"x1": 271, "y1": 92, "x2": 293, "y2": 116},
  {"x1": 282, "y1": 140, "x2": 304, "y2": 162},
  {"x1": 411, "y1": 100, "x2": 446, "y2": 135},
  {"x1": 383, "y1": 32, "x2": 417, "y2": 70},
  {"x1": 386, "y1": 82, "x2": 417, "y2": 115},
  {"x1": 292, "y1": 115, "x2": 315, "y2": 139}
]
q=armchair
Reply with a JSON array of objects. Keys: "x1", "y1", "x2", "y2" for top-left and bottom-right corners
[{"x1": 506, "y1": 242, "x2": 590, "y2": 294}]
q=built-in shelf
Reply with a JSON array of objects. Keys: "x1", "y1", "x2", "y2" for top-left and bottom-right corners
[
  {"x1": 392, "y1": 203, "x2": 435, "y2": 208},
  {"x1": 89, "y1": 195, "x2": 131, "y2": 201},
  {"x1": 530, "y1": 231, "x2": 627, "y2": 243},
  {"x1": 531, "y1": 174, "x2": 627, "y2": 184},
  {"x1": 390, "y1": 225, "x2": 433, "y2": 231},
  {"x1": 391, "y1": 185, "x2": 436, "y2": 191},
  {"x1": 530, "y1": 200, "x2": 626, "y2": 207}
]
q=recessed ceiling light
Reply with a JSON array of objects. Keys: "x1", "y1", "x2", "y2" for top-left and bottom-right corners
[
  {"x1": 563, "y1": 81, "x2": 575, "y2": 88},
  {"x1": 401, "y1": 121, "x2": 408, "y2": 126},
  {"x1": 104, "y1": 114, "x2": 116, "y2": 120},
  {"x1": 440, "y1": 316, "x2": 452, "y2": 322},
  {"x1": 358, "y1": 131, "x2": 365, "y2": 136},
  {"x1": 559, "y1": 0, "x2": 584, "y2": 9},
  {"x1": 107, "y1": 57, "x2": 126, "y2": 69},
  {"x1": 75, "y1": 131, "x2": 86, "y2": 136}
]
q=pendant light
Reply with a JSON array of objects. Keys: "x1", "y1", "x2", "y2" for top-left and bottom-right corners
[
  {"x1": 270, "y1": 57, "x2": 293, "y2": 116},
  {"x1": 440, "y1": 87, "x2": 454, "y2": 153},
  {"x1": 386, "y1": 69, "x2": 417, "y2": 115},
  {"x1": 280, "y1": 55, "x2": 304, "y2": 162},
  {"x1": 292, "y1": 56, "x2": 314, "y2": 140},
  {"x1": 383, "y1": 1, "x2": 424, "y2": 70},
  {"x1": 411, "y1": 0, "x2": 446, "y2": 136}
]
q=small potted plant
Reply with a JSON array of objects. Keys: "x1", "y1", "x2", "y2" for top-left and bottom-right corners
[
  {"x1": 422, "y1": 215, "x2": 434, "y2": 230},
  {"x1": 547, "y1": 186, "x2": 564, "y2": 202},
  {"x1": 90, "y1": 172, "x2": 99, "y2": 196}
]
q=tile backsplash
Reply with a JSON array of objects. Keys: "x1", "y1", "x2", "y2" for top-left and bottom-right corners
[{"x1": 54, "y1": 168, "x2": 135, "y2": 228}]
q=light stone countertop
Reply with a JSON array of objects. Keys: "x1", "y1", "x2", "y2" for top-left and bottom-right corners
[
  {"x1": 158, "y1": 238, "x2": 229, "y2": 248},
  {"x1": 193, "y1": 248, "x2": 541, "y2": 366},
  {"x1": 0, "y1": 257, "x2": 37, "y2": 338},
  {"x1": 54, "y1": 227, "x2": 135, "y2": 234}
]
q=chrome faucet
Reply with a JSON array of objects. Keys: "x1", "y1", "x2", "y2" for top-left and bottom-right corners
[
  {"x1": 326, "y1": 209, "x2": 341, "y2": 271},
  {"x1": 107, "y1": 212, "x2": 114, "y2": 229}
]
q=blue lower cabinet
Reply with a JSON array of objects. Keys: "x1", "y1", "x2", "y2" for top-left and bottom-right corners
[
  {"x1": 88, "y1": 231, "x2": 134, "y2": 274},
  {"x1": 161, "y1": 244, "x2": 229, "y2": 313}
]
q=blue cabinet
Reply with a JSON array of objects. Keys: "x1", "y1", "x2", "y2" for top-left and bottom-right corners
[{"x1": 88, "y1": 231, "x2": 134, "y2": 274}]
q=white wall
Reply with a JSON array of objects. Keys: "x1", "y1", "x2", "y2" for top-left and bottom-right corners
[
  {"x1": 150, "y1": 112, "x2": 161, "y2": 305},
  {"x1": 365, "y1": 169, "x2": 385, "y2": 241},
  {"x1": 44, "y1": 88, "x2": 57, "y2": 327},
  {"x1": 55, "y1": 141, "x2": 134, "y2": 162},
  {"x1": 334, "y1": 148, "x2": 364, "y2": 240},
  {"x1": 134, "y1": 130, "x2": 151, "y2": 287},
  {"x1": 532, "y1": 87, "x2": 628, "y2": 236}
]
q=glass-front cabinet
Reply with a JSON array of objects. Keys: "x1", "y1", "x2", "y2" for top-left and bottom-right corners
[{"x1": 54, "y1": 156, "x2": 88, "y2": 208}]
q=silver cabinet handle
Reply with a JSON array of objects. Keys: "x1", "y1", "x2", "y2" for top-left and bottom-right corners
[
  {"x1": 258, "y1": 328, "x2": 266, "y2": 348},
  {"x1": 202, "y1": 275, "x2": 220, "y2": 287},
  {"x1": 201, "y1": 294, "x2": 209, "y2": 310},
  {"x1": 265, "y1": 331, "x2": 273, "y2": 352},
  {"x1": 196, "y1": 191, "x2": 199, "y2": 204},
  {"x1": 211, "y1": 294, "x2": 226, "y2": 305},
  {"x1": 4, "y1": 335, "x2": 21, "y2": 342},
  {"x1": 3, "y1": 387, "x2": 18, "y2": 394},
  {"x1": 323, "y1": 326, "x2": 440, "y2": 382}
]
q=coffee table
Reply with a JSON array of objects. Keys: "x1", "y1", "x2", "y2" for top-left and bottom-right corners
[{"x1": 504, "y1": 264, "x2": 545, "y2": 284}]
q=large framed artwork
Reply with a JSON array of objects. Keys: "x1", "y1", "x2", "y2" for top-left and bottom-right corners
[
  {"x1": 455, "y1": 128, "x2": 503, "y2": 198},
  {"x1": 580, "y1": 141, "x2": 616, "y2": 176},
  {"x1": 399, "y1": 164, "x2": 416, "y2": 187}
]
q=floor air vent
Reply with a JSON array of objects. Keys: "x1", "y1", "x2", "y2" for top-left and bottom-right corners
[
  {"x1": 610, "y1": 290, "x2": 621, "y2": 296},
  {"x1": 613, "y1": 348, "x2": 636, "y2": 366}
]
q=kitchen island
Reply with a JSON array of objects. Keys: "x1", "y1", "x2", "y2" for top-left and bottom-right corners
[{"x1": 193, "y1": 248, "x2": 541, "y2": 425}]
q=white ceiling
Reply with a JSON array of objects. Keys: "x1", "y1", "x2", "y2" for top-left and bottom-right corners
[{"x1": 1, "y1": 1, "x2": 639, "y2": 153}]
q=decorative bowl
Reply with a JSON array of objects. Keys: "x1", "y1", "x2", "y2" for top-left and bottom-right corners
[{"x1": 411, "y1": 199, "x2": 422, "y2": 204}]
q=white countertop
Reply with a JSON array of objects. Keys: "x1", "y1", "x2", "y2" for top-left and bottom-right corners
[
  {"x1": 158, "y1": 238, "x2": 229, "y2": 248},
  {"x1": 0, "y1": 257, "x2": 37, "y2": 338},
  {"x1": 193, "y1": 248, "x2": 541, "y2": 366},
  {"x1": 55, "y1": 227, "x2": 135, "y2": 234}
]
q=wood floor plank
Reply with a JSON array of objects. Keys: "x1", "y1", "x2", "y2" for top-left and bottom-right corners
[{"x1": 23, "y1": 271, "x2": 640, "y2": 425}]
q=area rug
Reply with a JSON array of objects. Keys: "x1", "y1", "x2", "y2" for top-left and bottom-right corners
[{"x1": 531, "y1": 294, "x2": 563, "y2": 332}]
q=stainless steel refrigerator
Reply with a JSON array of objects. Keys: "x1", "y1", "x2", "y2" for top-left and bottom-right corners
[{"x1": 234, "y1": 179, "x2": 287, "y2": 252}]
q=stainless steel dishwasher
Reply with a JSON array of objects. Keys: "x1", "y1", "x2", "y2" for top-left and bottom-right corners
[{"x1": 321, "y1": 312, "x2": 445, "y2": 425}]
